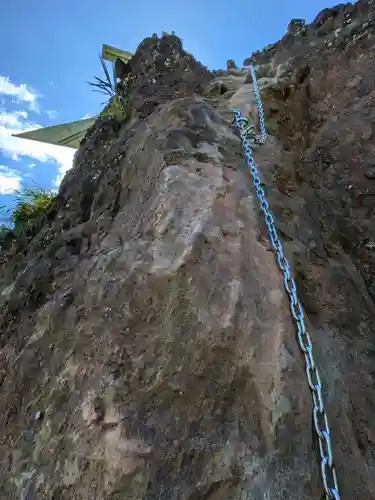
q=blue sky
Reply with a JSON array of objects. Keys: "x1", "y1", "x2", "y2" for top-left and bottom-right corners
[{"x1": 0, "y1": 0, "x2": 353, "y2": 222}]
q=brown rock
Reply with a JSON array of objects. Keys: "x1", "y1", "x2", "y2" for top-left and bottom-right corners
[
  {"x1": 226, "y1": 59, "x2": 237, "y2": 70},
  {"x1": 287, "y1": 18, "x2": 306, "y2": 35},
  {"x1": 1, "y1": 2, "x2": 375, "y2": 498}
]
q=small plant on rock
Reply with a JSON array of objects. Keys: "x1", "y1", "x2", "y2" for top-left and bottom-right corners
[
  {"x1": 88, "y1": 55, "x2": 128, "y2": 121},
  {"x1": 88, "y1": 55, "x2": 117, "y2": 101}
]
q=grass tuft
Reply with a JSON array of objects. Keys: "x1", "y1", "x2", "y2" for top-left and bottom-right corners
[{"x1": 0, "y1": 185, "x2": 55, "y2": 239}]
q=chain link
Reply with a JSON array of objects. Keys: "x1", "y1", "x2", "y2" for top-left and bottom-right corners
[
  {"x1": 232, "y1": 65, "x2": 340, "y2": 500},
  {"x1": 249, "y1": 65, "x2": 267, "y2": 145}
]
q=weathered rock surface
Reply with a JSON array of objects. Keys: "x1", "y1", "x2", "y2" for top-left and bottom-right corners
[{"x1": 1, "y1": 1, "x2": 375, "y2": 498}]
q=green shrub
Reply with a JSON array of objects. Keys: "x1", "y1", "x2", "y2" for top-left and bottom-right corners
[
  {"x1": 0, "y1": 224, "x2": 12, "y2": 239},
  {"x1": 0, "y1": 224, "x2": 14, "y2": 251},
  {"x1": 1, "y1": 186, "x2": 55, "y2": 236}
]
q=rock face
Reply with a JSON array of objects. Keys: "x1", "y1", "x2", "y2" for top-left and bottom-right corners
[{"x1": 1, "y1": 1, "x2": 375, "y2": 498}]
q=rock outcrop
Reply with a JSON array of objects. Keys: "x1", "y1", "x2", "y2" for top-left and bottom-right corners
[{"x1": 1, "y1": 1, "x2": 375, "y2": 498}]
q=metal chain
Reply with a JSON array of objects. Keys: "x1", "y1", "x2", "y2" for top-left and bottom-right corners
[
  {"x1": 249, "y1": 65, "x2": 267, "y2": 145},
  {"x1": 236, "y1": 66, "x2": 267, "y2": 145},
  {"x1": 232, "y1": 65, "x2": 340, "y2": 500}
]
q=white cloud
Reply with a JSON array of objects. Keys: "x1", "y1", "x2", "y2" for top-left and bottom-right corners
[
  {"x1": 0, "y1": 76, "x2": 40, "y2": 112},
  {"x1": 0, "y1": 165, "x2": 22, "y2": 194},
  {"x1": 0, "y1": 165, "x2": 21, "y2": 174},
  {"x1": 0, "y1": 110, "x2": 29, "y2": 129},
  {"x1": 0, "y1": 105, "x2": 75, "y2": 187},
  {"x1": 46, "y1": 109, "x2": 57, "y2": 120}
]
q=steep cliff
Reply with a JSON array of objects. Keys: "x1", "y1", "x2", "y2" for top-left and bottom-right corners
[{"x1": 1, "y1": 1, "x2": 375, "y2": 499}]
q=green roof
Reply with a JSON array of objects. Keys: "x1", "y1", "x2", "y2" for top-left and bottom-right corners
[
  {"x1": 12, "y1": 117, "x2": 96, "y2": 149},
  {"x1": 101, "y1": 44, "x2": 133, "y2": 64}
]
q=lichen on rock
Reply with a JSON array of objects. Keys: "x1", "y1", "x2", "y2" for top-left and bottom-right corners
[{"x1": 1, "y1": 1, "x2": 375, "y2": 498}]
